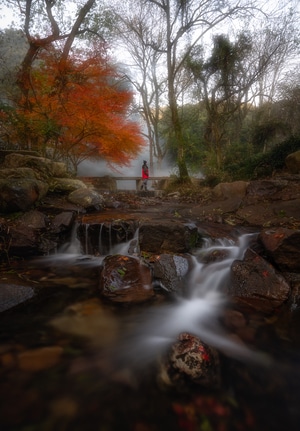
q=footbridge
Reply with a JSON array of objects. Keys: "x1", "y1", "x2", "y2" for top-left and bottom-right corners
[{"x1": 78, "y1": 175, "x2": 170, "y2": 192}]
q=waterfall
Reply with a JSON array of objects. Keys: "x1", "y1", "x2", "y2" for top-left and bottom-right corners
[
  {"x1": 111, "y1": 227, "x2": 140, "y2": 256},
  {"x1": 98, "y1": 223, "x2": 104, "y2": 255},
  {"x1": 59, "y1": 222, "x2": 82, "y2": 255},
  {"x1": 123, "y1": 232, "x2": 270, "y2": 365}
]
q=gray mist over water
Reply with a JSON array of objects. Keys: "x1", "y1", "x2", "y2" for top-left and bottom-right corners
[{"x1": 76, "y1": 158, "x2": 204, "y2": 190}]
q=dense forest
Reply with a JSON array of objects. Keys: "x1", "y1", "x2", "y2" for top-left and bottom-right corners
[{"x1": 0, "y1": 0, "x2": 300, "y2": 181}]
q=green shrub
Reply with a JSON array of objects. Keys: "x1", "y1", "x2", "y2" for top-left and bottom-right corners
[{"x1": 225, "y1": 135, "x2": 300, "y2": 180}]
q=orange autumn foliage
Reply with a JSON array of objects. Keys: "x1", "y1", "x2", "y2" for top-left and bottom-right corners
[{"x1": 18, "y1": 49, "x2": 145, "y2": 170}]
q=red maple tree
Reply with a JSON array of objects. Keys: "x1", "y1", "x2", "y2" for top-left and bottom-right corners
[{"x1": 16, "y1": 46, "x2": 145, "y2": 172}]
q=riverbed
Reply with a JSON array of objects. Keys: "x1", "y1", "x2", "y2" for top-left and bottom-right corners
[{"x1": 0, "y1": 209, "x2": 300, "y2": 431}]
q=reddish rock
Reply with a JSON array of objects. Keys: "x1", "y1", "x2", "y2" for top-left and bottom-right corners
[
  {"x1": 139, "y1": 221, "x2": 199, "y2": 254},
  {"x1": 0, "y1": 178, "x2": 48, "y2": 212},
  {"x1": 99, "y1": 255, "x2": 154, "y2": 304},
  {"x1": 213, "y1": 181, "x2": 249, "y2": 200},
  {"x1": 244, "y1": 179, "x2": 289, "y2": 205},
  {"x1": 150, "y1": 253, "x2": 190, "y2": 292},
  {"x1": 17, "y1": 346, "x2": 64, "y2": 372},
  {"x1": 259, "y1": 228, "x2": 300, "y2": 272},
  {"x1": 158, "y1": 332, "x2": 220, "y2": 389},
  {"x1": 229, "y1": 249, "x2": 290, "y2": 313}
]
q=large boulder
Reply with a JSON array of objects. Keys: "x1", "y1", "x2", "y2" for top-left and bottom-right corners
[
  {"x1": 8, "y1": 210, "x2": 56, "y2": 255},
  {"x1": 229, "y1": 248, "x2": 290, "y2": 313},
  {"x1": 49, "y1": 178, "x2": 87, "y2": 193},
  {"x1": 99, "y1": 254, "x2": 154, "y2": 304},
  {"x1": 213, "y1": 181, "x2": 248, "y2": 200},
  {"x1": 0, "y1": 167, "x2": 37, "y2": 180},
  {"x1": 150, "y1": 253, "x2": 191, "y2": 293},
  {"x1": 139, "y1": 221, "x2": 199, "y2": 254},
  {"x1": 258, "y1": 228, "x2": 300, "y2": 272},
  {"x1": 67, "y1": 188, "x2": 104, "y2": 210},
  {"x1": 3, "y1": 153, "x2": 67, "y2": 179},
  {"x1": 6, "y1": 209, "x2": 76, "y2": 256},
  {"x1": 243, "y1": 179, "x2": 289, "y2": 205},
  {"x1": 0, "y1": 178, "x2": 48, "y2": 212},
  {"x1": 285, "y1": 150, "x2": 300, "y2": 174}
]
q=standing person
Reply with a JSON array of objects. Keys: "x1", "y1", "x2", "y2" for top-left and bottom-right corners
[{"x1": 141, "y1": 160, "x2": 149, "y2": 190}]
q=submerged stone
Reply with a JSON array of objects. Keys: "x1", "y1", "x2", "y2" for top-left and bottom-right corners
[
  {"x1": 99, "y1": 254, "x2": 154, "y2": 304},
  {"x1": 0, "y1": 284, "x2": 35, "y2": 312}
]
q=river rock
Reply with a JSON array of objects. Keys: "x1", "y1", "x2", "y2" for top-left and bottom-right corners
[
  {"x1": 258, "y1": 228, "x2": 300, "y2": 272},
  {"x1": 0, "y1": 167, "x2": 37, "y2": 180},
  {"x1": 243, "y1": 179, "x2": 289, "y2": 205},
  {"x1": 67, "y1": 188, "x2": 104, "y2": 210},
  {"x1": 17, "y1": 346, "x2": 64, "y2": 371},
  {"x1": 99, "y1": 255, "x2": 154, "y2": 304},
  {"x1": 139, "y1": 221, "x2": 199, "y2": 254},
  {"x1": 49, "y1": 178, "x2": 87, "y2": 193},
  {"x1": 49, "y1": 298, "x2": 119, "y2": 347},
  {"x1": 0, "y1": 178, "x2": 48, "y2": 212},
  {"x1": 229, "y1": 248, "x2": 290, "y2": 313},
  {"x1": 150, "y1": 254, "x2": 190, "y2": 292},
  {"x1": 213, "y1": 181, "x2": 249, "y2": 200},
  {"x1": 8, "y1": 210, "x2": 57, "y2": 255},
  {"x1": 4, "y1": 153, "x2": 67, "y2": 179},
  {"x1": 0, "y1": 284, "x2": 35, "y2": 312},
  {"x1": 158, "y1": 332, "x2": 221, "y2": 389},
  {"x1": 51, "y1": 211, "x2": 76, "y2": 234}
]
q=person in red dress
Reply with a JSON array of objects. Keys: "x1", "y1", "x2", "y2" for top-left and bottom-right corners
[{"x1": 141, "y1": 160, "x2": 149, "y2": 190}]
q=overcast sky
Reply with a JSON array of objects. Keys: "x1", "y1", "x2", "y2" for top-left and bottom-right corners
[{"x1": 0, "y1": 0, "x2": 298, "y2": 178}]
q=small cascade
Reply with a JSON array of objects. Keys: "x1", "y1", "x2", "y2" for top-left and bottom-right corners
[
  {"x1": 59, "y1": 222, "x2": 82, "y2": 255},
  {"x1": 83, "y1": 223, "x2": 90, "y2": 254},
  {"x1": 111, "y1": 227, "x2": 140, "y2": 255},
  {"x1": 75, "y1": 220, "x2": 139, "y2": 257},
  {"x1": 108, "y1": 223, "x2": 112, "y2": 253},
  {"x1": 188, "y1": 234, "x2": 253, "y2": 298},
  {"x1": 98, "y1": 223, "x2": 104, "y2": 255},
  {"x1": 124, "y1": 232, "x2": 268, "y2": 365}
]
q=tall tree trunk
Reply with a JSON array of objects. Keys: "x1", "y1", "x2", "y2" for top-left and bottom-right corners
[{"x1": 165, "y1": 0, "x2": 190, "y2": 182}]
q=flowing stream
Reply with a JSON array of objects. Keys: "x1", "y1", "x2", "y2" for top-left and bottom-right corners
[
  {"x1": 1, "y1": 223, "x2": 299, "y2": 430},
  {"x1": 118, "y1": 233, "x2": 270, "y2": 367},
  {"x1": 49, "y1": 226, "x2": 267, "y2": 365}
]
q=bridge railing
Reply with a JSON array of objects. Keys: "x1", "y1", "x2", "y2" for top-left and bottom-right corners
[{"x1": 78, "y1": 176, "x2": 170, "y2": 191}]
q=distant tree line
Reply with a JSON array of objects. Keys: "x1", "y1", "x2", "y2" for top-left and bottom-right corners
[{"x1": 0, "y1": 0, "x2": 300, "y2": 180}]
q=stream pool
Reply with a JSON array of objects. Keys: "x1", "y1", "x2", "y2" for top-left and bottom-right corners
[{"x1": 0, "y1": 231, "x2": 300, "y2": 431}]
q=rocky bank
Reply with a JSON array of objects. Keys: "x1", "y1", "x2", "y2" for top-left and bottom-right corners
[
  {"x1": 0, "y1": 151, "x2": 300, "y2": 315},
  {"x1": 1, "y1": 152, "x2": 300, "y2": 431}
]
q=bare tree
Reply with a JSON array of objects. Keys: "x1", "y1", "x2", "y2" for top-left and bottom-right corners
[
  {"x1": 111, "y1": 0, "x2": 260, "y2": 181},
  {"x1": 112, "y1": 1, "x2": 167, "y2": 173},
  {"x1": 13, "y1": 0, "x2": 97, "y2": 108}
]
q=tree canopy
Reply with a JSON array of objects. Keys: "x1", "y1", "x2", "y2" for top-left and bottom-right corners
[
  {"x1": 5, "y1": 45, "x2": 145, "y2": 171},
  {"x1": 0, "y1": 0, "x2": 144, "y2": 172},
  {"x1": 0, "y1": 0, "x2": 300, "y2": 180}
]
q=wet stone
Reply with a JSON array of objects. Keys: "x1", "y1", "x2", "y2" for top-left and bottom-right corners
[
  {"x1": 99, "y1": 254, "x2": 154, "y2": 304},
  {"x1": 158, "y1": 332, "x2": 221, "y2": 390},
  {"x1": 0, "y1": 284, "x2": 35, "y2": 312},
  {"x1": 17, "y1": 345, "x2": 64, "y2": 372}
]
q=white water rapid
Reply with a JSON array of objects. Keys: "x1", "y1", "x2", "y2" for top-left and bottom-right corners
[
  {"x1": 43, "y1": 223, "x2": 270, "y2": 366},
  {"x1": 123, "y1": 233, "x2": 271, "y2": 366}
]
